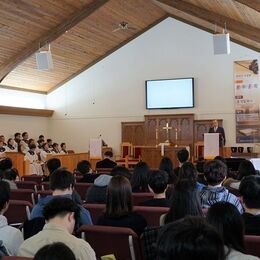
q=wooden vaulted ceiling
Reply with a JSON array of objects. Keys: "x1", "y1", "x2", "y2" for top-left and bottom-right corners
[{"x1": 0, "y1": 0, "x2": 259, "y2": 94}]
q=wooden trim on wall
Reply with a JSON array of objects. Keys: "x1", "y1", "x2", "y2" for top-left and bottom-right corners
[
  {"x1": 0, "y1": 105, "x2": 54, "y2": 117},
  {"x1": 0, "y1": 84, "x2": 47, "y2": 95}
]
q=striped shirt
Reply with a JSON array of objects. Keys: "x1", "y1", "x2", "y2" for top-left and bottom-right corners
[{"x1": 200, "y1": 186, "x2": 243, "y2": 213}]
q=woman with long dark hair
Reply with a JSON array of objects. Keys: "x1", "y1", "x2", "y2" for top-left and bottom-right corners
[
  {"x1": 161, "y1": 179, "x2": 203, "y2": 225},
  {"x1": 131, "y1": 161, "x2": 150, "y2": 192},
  {"x1": 97, "y1": 175, "x2": 147, "y2": 236},
  {"x1": 207, "y1": 202, "x2": 258, "y2": 259}
]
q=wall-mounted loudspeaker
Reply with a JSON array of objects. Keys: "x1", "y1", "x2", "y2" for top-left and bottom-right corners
[
  {"x1": 36, "y1": 50, "x2": 54, "y2": 70},
  {"x1": 213, "y1": 33, "x2": 230, "y2": 55}
]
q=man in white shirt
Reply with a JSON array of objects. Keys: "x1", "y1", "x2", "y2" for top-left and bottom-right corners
[{"x1": 18, "y1": 197, "x2": 96, "y2": 260}]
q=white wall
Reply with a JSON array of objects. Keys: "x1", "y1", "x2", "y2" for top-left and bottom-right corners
[
  {"x1": 0, "y1": 114, "x2": 49, "y2": 141},
  {"x1": 0, "y1": 88, "x2": 46, "y2": 109},
  {"x1": 47, "y1": 17, "x2": 260, "y2": 154},
  {"x1": 0, "y1": 89, "x2": 49, "y2": 140}
]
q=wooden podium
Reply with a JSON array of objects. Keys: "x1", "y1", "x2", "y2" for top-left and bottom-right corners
[{"x1": 204, "y1": 133, "x2": 220, "y2": 159}]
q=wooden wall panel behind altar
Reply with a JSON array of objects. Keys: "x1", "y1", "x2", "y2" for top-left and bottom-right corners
[
  {"x1": 144, "y1": 114, "x2": 194, "y2": 148},
  {"x1": 121, "y1": 122, "x2": 145, "y2": 145},
  {"x1": 194, "y1": 119, "x2": 223, "y2": 143}
]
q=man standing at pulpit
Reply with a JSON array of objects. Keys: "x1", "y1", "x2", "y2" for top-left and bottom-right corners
[{"x1": 208, "y1": 120, "x2": 226, "y2": 147}]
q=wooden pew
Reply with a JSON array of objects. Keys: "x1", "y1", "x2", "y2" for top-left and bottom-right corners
[
  {"x1": 4, "y1": 152, "x2": 29, "y2": 177},
  {"x1": 46, "y1": 153, "x2": 89, "y2": 172}
]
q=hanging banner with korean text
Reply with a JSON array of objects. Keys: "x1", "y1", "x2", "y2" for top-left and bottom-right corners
[{"x1": 234, "y1": 60, "x2": 260, "y2": 143}]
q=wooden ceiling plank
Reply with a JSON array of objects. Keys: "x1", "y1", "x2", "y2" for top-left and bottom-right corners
[
  {"x1": 153, "y1": 0, "x2": 260, "y2": 43},
  {"x1": 233, "y1": 0, "x2": 260, "y2": 13},
  {"x1": 48, "y1": 14, "x2": 169, "y2": 93},
  {"x1": 0, "y1": 0, "x2": 109, "y2": 83}
]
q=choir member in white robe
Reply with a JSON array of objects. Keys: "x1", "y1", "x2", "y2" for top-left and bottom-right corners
[
  {"x1": 60, "y1": 143, "x2": 68, "y2": 154},
  {"x1": 0, "y1": 141, "x2": 6, "y2": 160},
  {"x1": 4, "y1": 138, "x2": 17, "y2": 152},
  {"x1": 40, "y1": 143, "x2": 51, "y2": 162},
  {"x1": 51, "y1": 143, "x2": 60, "y2": 154},
  {"x1": 24, "y1": 144, "x2": 43, "y2": 175}
]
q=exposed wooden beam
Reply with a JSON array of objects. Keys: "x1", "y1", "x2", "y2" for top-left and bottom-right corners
[
  {"x1": 233, "y1": 0, "x2": 260, "y2": 13},
  {"x1": 0, "y1": 106, "x2": 54, "y2": 117},
  {"x1": 167, "y1": 14, "x2": 260, "y2": 53},
  {"x1": 0, "y1": 0, "x2": 109, "y2": 83},
  {"x1": 0, "y1": 84, "x2": 47, "y2": 95},
  {"x1": 154, "y1": 0, "x2": 260, "y2": 43},
  {"x1": 48, "y1": 15, "x2": 169, "y2": 93}
]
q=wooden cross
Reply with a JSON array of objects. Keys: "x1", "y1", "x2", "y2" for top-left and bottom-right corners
[{"x1": 162, "y1": 123, "x2": 172, "y2": 143}]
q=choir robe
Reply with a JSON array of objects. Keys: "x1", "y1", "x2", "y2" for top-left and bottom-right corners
[
  {"x1": 40, "y1": 149, "x2": 51, "y2": 162},
  {"x1": 4, "y1": 145, "x2": 17, "y2": 152},
  {"x1": 24, "y1": 150, "x2": 43, "y2": 175}
]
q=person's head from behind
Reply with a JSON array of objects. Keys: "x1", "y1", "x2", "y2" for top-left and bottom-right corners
[
  {"x1": 111, "y1": 166, "x2": 131, "y2": 180},
  {"x1": 46, "y1": 158, "x2": 61, "y2": 174},
  {"x1": 76, "y1": 160, "x2": 91, "y2": 175},
  {"x1": 50, "y1": 168, "x2": 75, "y2": 194},
  {"x1": 178, "y1": 162, "x2": 197, "y2": 187},
  {"x1": 164, "y1": 179, "x2": 202, "y2": 224},
  {"x1": 3, "y1": 169, "x2": 17, "y2": 181},
  {"x1": 204, "y1": 159, "x2": 227, "y2": 186},
  {"x1": 157, "y1": 216, "x2": 225, "y2": 260},
  {"x1": 29, "y1": 143, "x2": 36, "y2": 151},
  {"x1": 237, "y1": 160, "x2": 256, "y2": 180},
  {"x1": 239, "y1": 176, "x2": 260, "y2": 210},
  {"x1": 148, "y1": 170, "x2": 168, "y2": 195},
  {"x1": 35, "y1": 242, "x2": 76, "y2": 260},
  {"x1": 131, "y1": 161, "x2": 150, "y2": 192},
  {"x1": 159, "y1": 157, "x2": 173, "y2": 174},
  {"x1": 43, "y1": 197, "x2": 80, "y2": 234},
  {"x1": 177, "y1": 149, "x2": 189, "y2": 164},
  {"x1": 207, "y1": 201, "x2": 245, "y2": 253},
  {"x1": 0, "y1": 181, "x2": 11, "y2": 214},
  {"x1": 106, "y1": 175, "x2": 133, "y2": 217},
  {"x1": 104, "y1": 151, "x2": 113, "y2": 159},
  {"x1": 0, "y1": 158, "x2": 13, "y2": 172}
]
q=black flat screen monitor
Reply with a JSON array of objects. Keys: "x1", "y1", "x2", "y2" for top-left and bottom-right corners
[{"x1": 146, "y1": 78, "x2": 194, "y2": 109}]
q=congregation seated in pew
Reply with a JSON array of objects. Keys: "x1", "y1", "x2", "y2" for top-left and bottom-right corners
[
  {"x1": 239, "y1": 176, "x2": 260, "y2": 236},
  {"x1": 18, "y1": 197, "x2": 96, "y2": 260},
  {"x1": 96, "y1": 151, "x2": 117, "y2": 169},
  {"x1": 0, "y1": 181, "x2": 24, "y2": 256},
  {"x1": 207, "y1": 202, "x2": 258, "y2": 260},
  {"x1": 200, "y1": 159, "x2": 243, "y2": 213},
  {"x1": 30, "y1": 168, "x2": 92, "y2": 226},
  {"x1": 140, "y1": 170, "x2": 170, "y2": 207},
  {"x1": 97, "y1": 175, "x2": 147, "y2": 236},
  {"x1": 76, "y1": 160, "x2": 100, "y2": 183},
  {"x1": 85, "y1": 175, "x2": 112, "y2": 204},
  {"x1": 131, "y1": 161, "x2": 150, "y2": 193}
]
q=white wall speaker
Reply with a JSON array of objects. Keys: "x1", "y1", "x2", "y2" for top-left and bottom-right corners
[
  {"x1": 213, "y1": 33, "x2": 230, "y2": 55},
  {"x1": 36, "y1": 50, "x2": 54, "y2": 70}
]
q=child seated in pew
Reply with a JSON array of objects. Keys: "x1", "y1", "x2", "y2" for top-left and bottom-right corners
[{"x1": 140, "y1": 170, "x2": 170, "y2": 207}]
